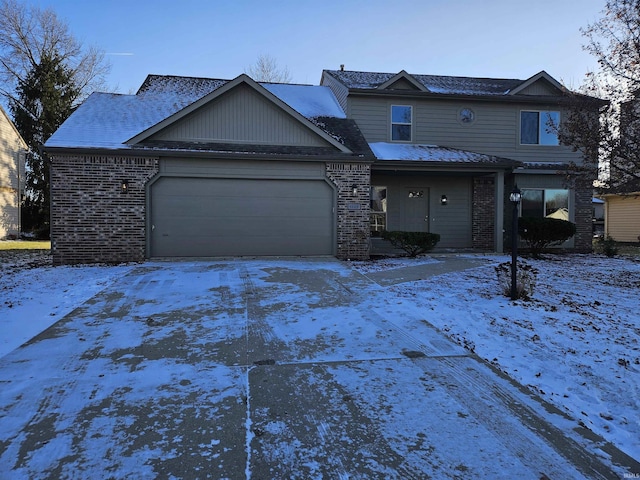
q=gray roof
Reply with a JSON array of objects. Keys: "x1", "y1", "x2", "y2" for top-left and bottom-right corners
[
  {"x1": 370, "y1": 142, "x2": 520, "y2": 168},
  {"x1": 324, "y1": 70, "x2": 531, "y2": 96},
  {"x1": 45, "y1": 75, "x2": 356, "y2": 153}
]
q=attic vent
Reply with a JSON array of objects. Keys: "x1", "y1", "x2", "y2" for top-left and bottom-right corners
[{"x1": 340, "y1": 64, "x2": 344, "y2": 71}]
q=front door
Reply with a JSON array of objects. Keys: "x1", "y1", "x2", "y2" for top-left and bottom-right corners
[{"x1": 404, "y1": 188, "x2": 429, "y2": 232}]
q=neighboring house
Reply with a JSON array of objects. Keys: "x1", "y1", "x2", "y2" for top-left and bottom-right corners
[
  {"x1": 0, "y1": 105, "x2": 27, "y2": 239},
  {"x1": 44, "y1": 69, "x2": 598, "y2": 265},
  {"x1": 598, "y1": 179, "x2": 640, "y2": 242}
]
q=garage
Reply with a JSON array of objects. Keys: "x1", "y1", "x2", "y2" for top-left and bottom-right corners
[{"x1": 149, "y1": 176, "x2": 335, "y2": 257}]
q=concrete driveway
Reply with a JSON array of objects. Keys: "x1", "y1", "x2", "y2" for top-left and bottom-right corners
[{"x1": 0, "y1": 259, "x2": 633, "y2": 479}]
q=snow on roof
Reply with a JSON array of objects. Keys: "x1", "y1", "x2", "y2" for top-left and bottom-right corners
[
  {"x1": 137, "y1": 74, "x2": 228, "y2": 96},
  {"x1": 45, "y1": 76, "x2": 346, "y2": 150},
  {"x1": 46, "y1": 91, "x2": 204, "y2": 149},
  {"x1": 262, "y1": 83, "x2": 345, "y2": 119},
  {"x1": 369, "y1": 142, "x2": 518, "y2": 165},
  {"x1": 325, "y1": 70, "x2": 523, "y2": 96}
]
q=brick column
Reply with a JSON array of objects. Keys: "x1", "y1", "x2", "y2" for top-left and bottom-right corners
[
  {"x1": 472, "y1": 176, "x2": 495, "y2": 250},
  {"x1": 325, "y1": 162, "x2": 371, "y2": 260},
  {"x1": 573, "y1": 175, "x2": 594, "y2": 252},
  {"x1": 50, "y1": 154, "x2": 159, "y2": 265}
]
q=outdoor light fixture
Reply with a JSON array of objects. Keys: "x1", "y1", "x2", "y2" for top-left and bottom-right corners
[
  {"x1": 440, "y1": 195, "x2": 448, "y2": 205},
  {"x1": 121, "y1": 179, "x2": 130, "y2": 194},
  {"x1": 510, "y1": 184, "x2": 522, "y2": 300},
  {"x1": 351, "y1": 184, "x2": 358, "y2": 195},
  {"x1": 509, "y1": 186, "x2": 522, "y2": 204}
]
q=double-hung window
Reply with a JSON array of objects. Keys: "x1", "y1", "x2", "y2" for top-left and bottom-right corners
[
  {"x1": 520, "y1": 110, "x2": 560, "y2": 145},
  {"x1": 391, "y1": 105, "x2": 412, "y2": 141}
]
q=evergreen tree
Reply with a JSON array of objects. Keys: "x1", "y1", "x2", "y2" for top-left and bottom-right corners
[
  {"x1": 9, "y1": 53, "x2": 80, "y2": 233},
  {"x1": 0, "y1": 0, "x2": 109, "y2": 233}
]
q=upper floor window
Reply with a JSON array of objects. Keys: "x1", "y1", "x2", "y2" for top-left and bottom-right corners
[
  {"x1": 520, "y1": 110, "x2": 560, "y2": 145},
  {"x1": 391, "y1": 105, "x2": 412, "y2": 141}
]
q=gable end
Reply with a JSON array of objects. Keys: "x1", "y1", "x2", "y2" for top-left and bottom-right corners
[{"x1": 148, "y1": 83, "x2": 333, "y2": 147}]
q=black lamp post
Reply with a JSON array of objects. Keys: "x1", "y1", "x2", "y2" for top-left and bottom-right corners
[{"x1": 510, "y1": 185, "x2": 522, "y2": 300}]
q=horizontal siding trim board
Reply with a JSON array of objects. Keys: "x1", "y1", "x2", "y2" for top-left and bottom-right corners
[{"x1": 160, "y1": 158, "x2": 326, "y2": 179}]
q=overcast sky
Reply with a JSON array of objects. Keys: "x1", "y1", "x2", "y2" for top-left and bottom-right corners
[{"x1": 27, "y1": 0, "x2": 605, "y2": 94}]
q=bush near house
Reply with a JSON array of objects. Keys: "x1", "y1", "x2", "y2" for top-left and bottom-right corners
[
  {"x1": 381, "y1": 231, "x2": 440, "y2": 257},
  {"x1": 595, "y1": 235, "x2": 619, "y2": 257},
  {"x1": 518, "y1": 217, "x2": 576, "y2": 258},
  {"x1": 495, "y1": 261, "x2": 538, "y2": 300}
]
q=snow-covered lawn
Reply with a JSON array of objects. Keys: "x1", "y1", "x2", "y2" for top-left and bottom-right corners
[
  {"x1": 352, "y1": 253, "x2": 640, "y2": 460},
  {"x1": 1, "y1": 250, "x2": 638, "y2": 461},
  {"x1": 0, "y1": 250, "x2": 135, "y2": 358}
]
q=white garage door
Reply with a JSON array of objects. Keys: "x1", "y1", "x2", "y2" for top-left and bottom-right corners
[{"x1": 150, "y1": 177, "x2": 334, "y2": 257}]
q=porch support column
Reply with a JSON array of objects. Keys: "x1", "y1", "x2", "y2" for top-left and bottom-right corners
[{"x1": 495, "y1": 170, "x2": 505, "y2": 253}]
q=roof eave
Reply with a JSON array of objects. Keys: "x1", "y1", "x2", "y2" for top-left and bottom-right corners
[
  {"x1": 42, "y1": 145, "x2": 375, "y2": 163},
  {"x1": 373, "y1": 159, "x2": 519, "y2": 171},
  {"x1": 345, "y1": 88, "x2": 584, "y2": 104}
]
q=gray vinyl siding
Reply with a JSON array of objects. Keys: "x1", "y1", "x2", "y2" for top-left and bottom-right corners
[
  {"x1": 372, "y1": 173, "x2": 472, "y2": 248},
  {"x1": 321, "y1": 72, "x2": 349, "y2": 114},
  {"x1": 159, "y1": 158, "x2": 326, "y2": 180},
  {"x1": 348, "y1": 96, "x2": 584, "y2": 165},
  {"x1": 152, "y1": 83, "x2": 330, "y2": 147},
  {"x1": 514, "y1": 173, "x2": 568, "y2": 190},
  {"x1": 516, "y1": 83, "x2": 558, "y2": 96}
]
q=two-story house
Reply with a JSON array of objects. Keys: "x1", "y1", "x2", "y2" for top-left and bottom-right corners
[
  {"x1": 0, "y1": 105, "x2": 28, "y2": 239},
  {"x1": 43, "y1": 69, "x2": 596, "y2": 265},
  {"x1": 321, "y1": 69, "x2": 594, "y2": 254}
]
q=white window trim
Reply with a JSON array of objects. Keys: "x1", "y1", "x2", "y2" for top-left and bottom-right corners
[
  {"x1": 390, "y1": 105, "x2": 412, "y2": 142},
  {"x1": 519, "y1": 110, "x2": 560, "y2": 146}
]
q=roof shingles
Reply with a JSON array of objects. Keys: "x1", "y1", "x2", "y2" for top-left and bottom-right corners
[
  {"x1": 325, "y1": 70, "x2": 523, "y2": 96},
  {"x1": 45, "y1": 75, "x2": 369, "y2": 156}
]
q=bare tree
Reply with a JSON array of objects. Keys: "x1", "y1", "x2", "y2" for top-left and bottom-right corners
[
  {"x1": 0, "y1": 0, "x2": 110, "y2": 233},
  {"x1": 561, "y1": 0, "x2": 640, "y2": 190},
  {"x1": 0, "y1": 0, "x2": 110, "y2": 107},
  {"x1": 245, "y1": 54, "x2": 292, "y2": 83}
]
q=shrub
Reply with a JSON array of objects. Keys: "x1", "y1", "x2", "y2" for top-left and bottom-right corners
[
  {"x1": 518, "y1": 217, "x2": 576, "y2": 257},
  {"x1": 596, "y1": 235, "x2": 618, "y2": 257},
  {"x1": 495, "y1": 261, "x2": 539, "y2": 300},
  {"x1": 381, "y1": 231, "x2": 440, "y2": 257}
]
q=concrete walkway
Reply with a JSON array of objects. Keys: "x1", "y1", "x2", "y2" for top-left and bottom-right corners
[
  {"x1": 0, "y1": 259, "x2": 636, "y2": 479},
  {"x1": 364, "y1": 256, "x2": 490, "y2": 286}
]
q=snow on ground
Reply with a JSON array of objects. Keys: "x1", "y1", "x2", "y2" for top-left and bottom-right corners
[
  {"x1": 0, "y1": 251, "x2": 135, "y2": 358},
  {"x1": 351, "y1": 253, "x2": 640, "y2": 460},
  {"x1": 1, "y1": 250, "x2": 638, "y2": 463}
]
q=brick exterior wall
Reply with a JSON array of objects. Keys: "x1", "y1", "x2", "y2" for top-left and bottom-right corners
[
  {"x1": 326, "y1": 162, "x2": 371, "y2": 260},
  {"x1": 573, "y1": 175, "x2": 594, "y2": 252},
  {"x1": 50, "y1": 154, "x2": 159, "y2": 265},
  {"x1": 472, "y1": 176, "x2": 495, "y2": 250}
]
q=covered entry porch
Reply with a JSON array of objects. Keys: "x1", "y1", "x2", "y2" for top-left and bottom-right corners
[{"x1": 367, "y1": 144, "x2": 521, "y2": 255}]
